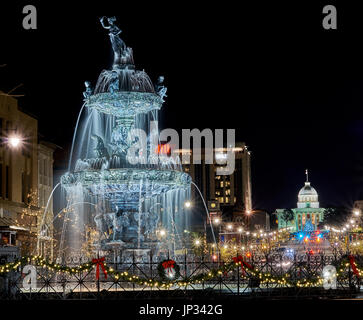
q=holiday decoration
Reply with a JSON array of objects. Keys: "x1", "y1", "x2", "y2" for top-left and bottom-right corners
[
  {"x1": 92, "y1": 257, "x2": 108, "y2": 280},
  {"x1": 232, "y1": 255, "x2": 253, "y2": 275},
  {"x1": 348, "y1": 255, "x2": 360, "y2": 278},
  {"x1": 0, "y1": 254, "x2": 362, "y2": 289},
  {"x1": 158, "y1": 259, "x2": 180, "y2": 281}
]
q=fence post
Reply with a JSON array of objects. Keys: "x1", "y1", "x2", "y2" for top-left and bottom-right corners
[
  {"x1": 184, "y1": 251, "x2": 187, "y2": 279},
  {"x1": 97, "y1": 253, "x2": 100, "y2": 297},
  {"x1": 237, "y1": 251, "x2": 240, "y2": 295}
]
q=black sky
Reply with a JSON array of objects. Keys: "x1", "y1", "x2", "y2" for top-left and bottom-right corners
[{"x1": 1, "y1": 1, "x2": 363, "y2": 212}]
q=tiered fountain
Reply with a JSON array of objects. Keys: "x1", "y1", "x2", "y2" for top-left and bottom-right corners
[{"x1": 59, "y1": 16, "x2": 191, "y2": 261}]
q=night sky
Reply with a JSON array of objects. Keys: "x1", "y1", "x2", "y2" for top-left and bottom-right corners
[{"x1": 1, "y1": 1, "x2": 363, "y2": 212}]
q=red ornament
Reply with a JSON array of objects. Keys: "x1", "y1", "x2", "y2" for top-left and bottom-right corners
[
  {"x1": 92, "y1": 257, "x2": 107, "y2": 280},
  {"x1": 348, "y1": 255, "x2": 360, "y2": 278}
]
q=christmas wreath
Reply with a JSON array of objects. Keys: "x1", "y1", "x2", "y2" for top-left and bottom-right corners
[{"x1": 157, "y1": 259, "x2": 180, "y2": 281}]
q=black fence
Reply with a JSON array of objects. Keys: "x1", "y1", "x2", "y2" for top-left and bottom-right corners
[{"x1": 0, "y1": 252, "x2": 361, "y2": 300}]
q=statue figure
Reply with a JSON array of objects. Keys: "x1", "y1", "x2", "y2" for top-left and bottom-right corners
[
  {"x1": 83, "y1": 81, "x2": 93, "y2": 99},
  {"x1": 99, "y1": 16, "x2": 126, "y2": 68},
  {"x1": 155, "y1": 76, "x2": 167, "y2": 101},
  {"x1": 91, "y1": 134, "x2": 109, "y2": 159}
]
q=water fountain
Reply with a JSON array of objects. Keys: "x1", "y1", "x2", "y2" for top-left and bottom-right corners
[{"x1": 59, "y1": 16, "x2": 191, "y2": 261}]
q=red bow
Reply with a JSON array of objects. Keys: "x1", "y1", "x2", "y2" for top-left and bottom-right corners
[
  {"x1": 348, "y1": 255, "x2": 359, "y2": 278},
  {"x1": 92, "y1": 257, "x2": 107, "y2": 280},
  {"x1": 232, "y1": 255, "x2": 253, "y2": 275},
  {"x1": 162, "y1": 260, "x2": 175, "y2": 269}
]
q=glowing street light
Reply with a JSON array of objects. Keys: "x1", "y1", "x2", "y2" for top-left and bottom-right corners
[
  {"x1": 237, "y1": 227, "x2": 243, "y2": 233},
  {"x1": 353, "y1": 209, "x2": 360, "y2": 216},
  {"x1": 184, "y1": 201, "x2": 192, "y2": 208},
  {"x1": 158, "y1": 229, "x2": 166, "y2": 237},
  {"x1": 8, "y1": 135, "x2": 22, "y2": 148},
  {"x1": 227, "y1": 224, "x2": 233, "y2": 230},
  {"x1": 194, "y1": 239, "x2": 201, "y2": 246},
  {"x1": 213, "y1": 218, "x2": 220, "y2": 225}
]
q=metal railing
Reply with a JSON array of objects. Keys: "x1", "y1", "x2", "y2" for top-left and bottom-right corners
[{"x1": 0, "y1": 252, "x2": 361, "y2": 300}]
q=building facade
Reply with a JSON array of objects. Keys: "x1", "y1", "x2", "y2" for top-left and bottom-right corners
[
  {"x1": 0, "y1": 93, "x2": 55, "y2": 257},
  {"x1": 176, "y1": 142, "x2": 252, "y2": 215},
  {"x1": 275, "y1": 172, "x2": 325, "y2": 232}
]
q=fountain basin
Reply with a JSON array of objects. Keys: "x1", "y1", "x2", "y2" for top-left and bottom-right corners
[
  {"x1": 85, "y1": 92, "x2": 162, "y2": 117},
  {"x1": 62, "y1": 168, "x2": 191, "y2": 189}
]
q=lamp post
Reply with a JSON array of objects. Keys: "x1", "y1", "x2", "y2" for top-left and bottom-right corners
[{"x1": 245, "y1": 210, "x2": 252, "y2": 230}]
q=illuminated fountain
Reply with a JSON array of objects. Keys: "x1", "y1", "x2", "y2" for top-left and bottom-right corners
[{"x1": 59, "y1": 17, "x2": 191, "y2": 261}]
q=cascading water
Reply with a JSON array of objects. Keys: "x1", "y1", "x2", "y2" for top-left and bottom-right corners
[{"x1": 58, "y1": 17, "x2": 191, "y2": 261}]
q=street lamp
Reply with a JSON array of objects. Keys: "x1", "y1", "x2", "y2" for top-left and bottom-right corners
[
  {"x1": 8, "y1": 135, "x2": 22, "y2": 148},
  {"x1": 353, "y1": 209, "x2": 360, "y2": 216},
  {"x1": 184, "y1": 201, "x2": 192, "y2": 208},
  {"x1": 158, "y1": 229, "x2": 166, "y2": 237}
]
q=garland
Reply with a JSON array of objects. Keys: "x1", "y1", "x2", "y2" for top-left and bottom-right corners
[{"x1": 0, "y1": 255, "x2": 362, "y2": 289}]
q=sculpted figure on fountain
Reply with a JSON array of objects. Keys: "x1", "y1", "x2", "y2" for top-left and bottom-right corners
[
  {"x1": 83, "y1": 81, "x2": 93, "y2": 99},
  {"x1": 91, "y1": 135, "x2": 109, "y2": 159},
  {"x1": 155, "y1": 76, "x2": 167, "y2": 101}
]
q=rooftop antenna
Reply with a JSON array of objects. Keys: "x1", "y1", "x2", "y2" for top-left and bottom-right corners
[{"x1": 305, "y1": 169, "x2": 309, "y2": 182}]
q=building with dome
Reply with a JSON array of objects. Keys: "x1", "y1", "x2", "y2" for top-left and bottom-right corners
[{"x1": 275, "y1": 170, "x2": 325, "y2": 232}]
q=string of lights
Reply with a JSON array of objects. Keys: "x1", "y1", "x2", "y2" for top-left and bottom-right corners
[{"x1": 0, "y1": 255, "x2": 361, "y2": 288}]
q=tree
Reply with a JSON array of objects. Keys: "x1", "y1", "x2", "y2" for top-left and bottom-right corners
[
  {"x1": 320, "y1": 207, "x2": 349, "y2": 228},
  {"x1": 281, "y1": 209, "x2": 294, "y2": 228}
]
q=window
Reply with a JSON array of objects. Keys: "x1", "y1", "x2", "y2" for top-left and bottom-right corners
[
  {"x1": 5, "y1": 165, "x2": 9, "y2": 199},
  {"x1": 0, "y1": 163, "x2": 2, "y2": 197}
]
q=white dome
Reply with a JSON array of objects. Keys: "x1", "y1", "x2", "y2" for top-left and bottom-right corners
[
  {"x1": 297, "y1": 181, "x2": 319, "y2": 208},
  {"x1": 298, "y1": 182, "x2": 318, "y2": 197}
]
